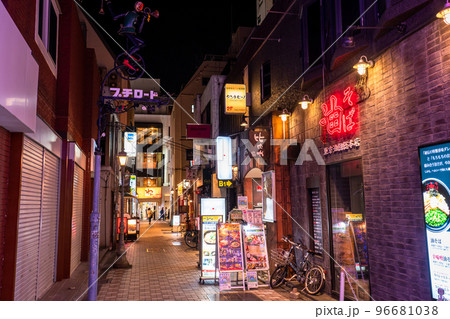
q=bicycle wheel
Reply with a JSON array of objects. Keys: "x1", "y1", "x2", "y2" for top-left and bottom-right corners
[
  {"x1": 270, "y1": 265, "x2": 287, "y2": 288},
  {"x1": 304, "y1": 266, "x2": 325, "y2": 295},
  {"x1": 185, "y1": 230, "x2": 197, "y2": 248}
]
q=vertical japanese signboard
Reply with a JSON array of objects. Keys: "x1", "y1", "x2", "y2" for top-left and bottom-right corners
[
  {"x1": 262, "y1": 171, "x2": 275, "y2": 222},
  {"x1": 243, "y1": 224, "x2": 269, "y2": 271},
  {"x1": 310, "y1": 188, "x2": 323, "y2": 254},
  {"x1": 419, "y1": 142, "x2": 450, "y2": 300}
]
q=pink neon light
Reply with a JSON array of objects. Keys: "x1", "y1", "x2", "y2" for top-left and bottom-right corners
[{"x1": 319, "y1": 87, "x2": 358, "y2": 138}]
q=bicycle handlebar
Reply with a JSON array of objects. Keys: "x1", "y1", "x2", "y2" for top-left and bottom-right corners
[{"x1": 282, "y1": 236, "x2": 306, "y2": 249}]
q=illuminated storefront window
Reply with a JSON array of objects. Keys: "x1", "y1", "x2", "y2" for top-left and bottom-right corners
[{"x1": 328, "y1": 159, "x2": 370, "y2": 300}]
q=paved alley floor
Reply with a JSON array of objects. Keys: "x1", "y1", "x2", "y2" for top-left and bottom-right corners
[{"x1": 96, "y1": 221, "x2": 298, "y2": 301}]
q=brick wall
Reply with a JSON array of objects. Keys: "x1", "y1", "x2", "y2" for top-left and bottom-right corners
[
  {"x1": 0, "y1": 126, "x2": 11, "y2": 296},
  {"x1": 289, "y1": 19, "x2": 450, "y2": 300}
]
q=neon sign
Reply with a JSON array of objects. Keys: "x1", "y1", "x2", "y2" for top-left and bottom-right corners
[{"x1": 319, "y1": 87, "x2": 358, "y2": 140}]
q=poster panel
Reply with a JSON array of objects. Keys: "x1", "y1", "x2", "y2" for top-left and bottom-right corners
[
  {"x1": 238, "y1": 196, "x2": 248, "y2": 210},
  {"x1": 127, "y1": 219, "x2": 137, "y2": 235},
  {"x1": 262, "y1": 171, "x2": 276, "y2": 222},
  {"x1": 419, "y1": 142, "x2": 450, "y2": 300},
  {"x1": 243, "y1": 224, "x2": 269, "y2": 271},
  {"x1": 243, "y1": 209, "x2": 263, "y2": 225},
  {"x1": 201, "y1": 215, "x2": 222, "y2": 278},
  {"x1": 217, "y1": 223, "x2": 244, "y2": 272},
  {"x1": 247, "y1": 271, "x2": 258, "y2": 289},
  {"x1": 219, "y1": 272, "x2": 231, "y2": 291}
]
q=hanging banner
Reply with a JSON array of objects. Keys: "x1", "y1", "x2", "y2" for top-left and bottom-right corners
[
  {"x1": 243, "y1": 224, "x2": 269, "y2": 271},
  {"x1": 419, "y1": 142, "x2": 450, "y2": 301},
  {"x1": 238, "y1": 196, "x2": 248, "y2": 210},
  {"x1": 201, "y1": 215, "x2": 222, "y2": 278},
  {"x1": 130, "y1": 175, "x2": 136, "y2": 196},
  {"x1": 217, "y1": 223, "x2": 244, "y2": 272}
]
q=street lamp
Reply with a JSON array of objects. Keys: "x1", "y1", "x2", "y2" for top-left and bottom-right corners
[
  {"x1": 437, "y1": 1, "x2": 450, "y2": 25},
  {"x1": 115, "y1": 150, "x2": 131, "y2": 268}
]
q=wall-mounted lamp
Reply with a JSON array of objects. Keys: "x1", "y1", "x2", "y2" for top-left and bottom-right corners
[
  {"x1": 118, "y1": 151, "x2": 128, "y2": 167},
  {"x1": 278, "y1": 108, "x2": 291, "y2": 122},
  {"x1": 437, "y1": 1, "x2": 450, "y2": 25},
  {"x1": 299, "y1": 95, "x2": 313, "y2": 110},
  {"x1": 353, "y1": 56, "x2": 374, "y2": 76}
]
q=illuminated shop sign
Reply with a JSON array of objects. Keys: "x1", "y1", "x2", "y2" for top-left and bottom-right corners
[
  {"x1": 136, "y1": 187, "x2": 162, "y2": 199},
  {"x1": 110, "y1": 88, "x2": 159, "y2": 99},
  {"x1": 124, "y1": 132, "x2": 137, "y2": 157},
  {"x1": 225, "y1": 84, "x2": 246, "y2": 114},
  {"x1": 319, "y1": 87, "x2": 358, "y2": 139},
  {"x1": 216, "y1": 136, "x2": 233, "y2": 180},
  {"x1": 419, "y1": 142, "x2": 450, "y2": 301},
  {"x1": 130, "y1": 175, "x2": 136, "y2": 196},
  {"x1": 324, "y1": 138, "x2": 361, "y2": 156}
]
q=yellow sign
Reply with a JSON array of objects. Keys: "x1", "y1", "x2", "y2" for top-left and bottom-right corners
[
  {"x1": 345, "y1": 213, "x2": 363, "y2": 221},
  {"x1": 225, "y1": 84, "x2": 246, "y2": 114},
  {"x1": 218, "y1": 180, "x2": 233, "y2": 188},
  {"x1": 177, "y1": 182, "x2": 183, "y2": 195},
  {"x1": 137, "y1": 187, "x2": 162, "y2": 199}
]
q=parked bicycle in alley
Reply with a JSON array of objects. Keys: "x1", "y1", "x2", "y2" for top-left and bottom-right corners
[
  {"x1": 270, "y1": 236, "x2": 325, "y2": 295},
  {"x1": 183, "y1": 215, "x2": 198, "y2": 249}
]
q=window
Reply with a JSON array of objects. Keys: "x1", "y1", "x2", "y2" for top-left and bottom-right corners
[
  {"x1": 305, "y1": 1, "x2": 322, "y2": 68},
  {"x1": 327, "y1": 159, "x2": 370, "y2": 300},
  {"x1": 35, "y1": 0, "x2": 60, "y2": 75},
  {"x1": 260, "y1": 61, "x2": 271, "y2": 102},
  {"x1": 335, "y1": 0, "x2": 363, "y2": 36}
]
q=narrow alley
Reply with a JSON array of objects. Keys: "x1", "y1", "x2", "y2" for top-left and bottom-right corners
[{"x1": 96, "y1": 221, "x2": 297, "y2": 301}]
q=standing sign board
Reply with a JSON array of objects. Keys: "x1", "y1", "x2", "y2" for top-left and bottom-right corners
[
  {"x1": 419, "y1": 142, "x2": 450, "y2": 300},
  {"x1": 217, "y1": 223, "x2": 245, "y2": 290},
  {"x1": 243, "y1": 224, "x2": 269, "y2": 271},
  {"x1": 200, "y1": 198, "x2": 226, "y2": 281}
]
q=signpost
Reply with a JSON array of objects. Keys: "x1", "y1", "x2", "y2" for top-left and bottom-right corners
[{"x1": 419, "y1": 141, "x2": 450, "y2": 300}]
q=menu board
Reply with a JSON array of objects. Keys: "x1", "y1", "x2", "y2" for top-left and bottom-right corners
[
  {"x1": 217, "y1": 223, "x2": 244, "y2": 272},
  {"x1": 310, "y1": 188, "x2": 323, "y2": 254},
  {"x1": 201, "y1": 215, "x2": 222, "y2": 278},
  {"x1": 243, "y1": 224, "x2": 269, "y2": 270},
  {"x1": 243, "y1": 209, "x2": 263, "y2": 224},
  {"x1": 419, "y1": 142, "x2": 450, "y2": 301}
]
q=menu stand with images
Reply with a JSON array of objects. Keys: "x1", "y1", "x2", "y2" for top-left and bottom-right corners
[{"x1": 217, "y1": 223, "x2": 245, "y2": 291}]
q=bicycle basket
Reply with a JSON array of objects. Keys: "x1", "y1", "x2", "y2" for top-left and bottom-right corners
[{"x1": 270, "y1": 248, "x2": 294, "y2": 266}]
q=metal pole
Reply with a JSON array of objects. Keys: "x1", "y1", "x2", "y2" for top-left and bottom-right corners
[{"x1": 119, "y1": 166, "x2": 125, "y2": 253}]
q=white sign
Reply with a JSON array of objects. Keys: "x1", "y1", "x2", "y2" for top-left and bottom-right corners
[
  {"x1": 216, "y1": 136, "x2": 233, "y2": 180},
  {"x1": 173, "y1": 215, "x2": 180, "y2": 226},
  {"x1": 262, "y1": 171, "x2": 276, "y2": 222},
  {"x1": 201, "y1": 198, "x2": 226, "y2": 217},
  {"x1": 124, "y1": 132, "x2": 137, "y2": 157},
  {"x1": 110, "y1": 88, "x2": 158, "y2": 99},
  {"x1": 324, "y1": 138, "x2": 361, "y2": 156}
]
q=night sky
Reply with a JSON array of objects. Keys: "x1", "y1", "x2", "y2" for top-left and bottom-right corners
[{"x1": 79, "y1": 0, "x2": 256, "y2": 95}]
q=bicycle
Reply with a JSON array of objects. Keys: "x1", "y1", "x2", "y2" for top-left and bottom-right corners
[
  {"x1": 183, "y1": 215, "x2": 198, "y2": 249},
  {"x1": 270, "y1": 236, "x2": 325, "y2": 295}
]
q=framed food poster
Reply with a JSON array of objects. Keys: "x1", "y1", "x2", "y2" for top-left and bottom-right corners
[
  {"x1": 200, "y1": 215, "x2": 222, "y2": 279},
  {"x1": 419, "y1": 141, "x2": 450, "y2": 301},
  {"x1": 217, "y1": 223, "x2": 244, "y2": 271},
  {"x1": 243, "y1": 224, "x2": 269, "y2": 271}
]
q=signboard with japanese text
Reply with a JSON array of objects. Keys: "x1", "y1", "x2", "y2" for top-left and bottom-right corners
[
  {"x1": 319, "y1": 86, "x2": 358, "y2": 143},
  {"x1": 249, "y1": 129, "x2": 270, "y2": 164},
  {"x1": 217, "y1": 223, "x2": 244, "y2": 272},
  {"x1": 225, "y1": 84, "x2": 246, "y2": 114},
  {"x1": 262, "y1": 171, "x2": 276, "y2": 222},
  {"x1": 243, "y1": 224, "x2": 269, "y2": 271},
  {"x1": 419, "y1": 141, "x2": 450, "y2": 300},
  {"x1": 201, "y1": 215, "x2": 222, "y2": 278},
  {"x1": 124, "y1": 132, "x2": 137, "y2": 157},
  {"x1": 243, "y1": 209, "x2": 263, "y2": 225},
  {"x1": 186, "y1": 123, "x2": 211, "y2": 139},
  {"x1": 310, "y1": 188, "x2": 323, "y2": 254},
  {"x1": 136, "y1": 187, "x2": 161, "y2": 199},
  {"x1": 130, "y1": 175, "x2": 136, "y2": 196}
]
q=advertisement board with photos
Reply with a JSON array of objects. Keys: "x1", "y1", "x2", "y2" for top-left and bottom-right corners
[
  {"x1": 419, "y1": 141, "x2": 450, "y2": 301},
  {"x1": 243, "y1": 224, "x2": 269, "y2": 271},
  {"x1": 217, "y1": 223, "x2": 244, "y2": 272},
  {"x1": 201, "y1": 215, "x2": 223, "y2": 278}
]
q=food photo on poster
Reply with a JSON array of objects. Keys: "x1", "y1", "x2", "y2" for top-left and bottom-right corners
[
  {"x1": 243, "y1": 224, "x2": 269, "y2": 270},
  {"x1": 217, "y1": 223, "x2": 244, "y2": 272},
  {"x1": 419, "y1": 141, "x2": 450, "y2": 300}
]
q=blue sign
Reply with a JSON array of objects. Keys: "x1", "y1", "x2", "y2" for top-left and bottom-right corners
[{"x1": 419, "y1": 142, "x2": 450, "y2": 301}]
